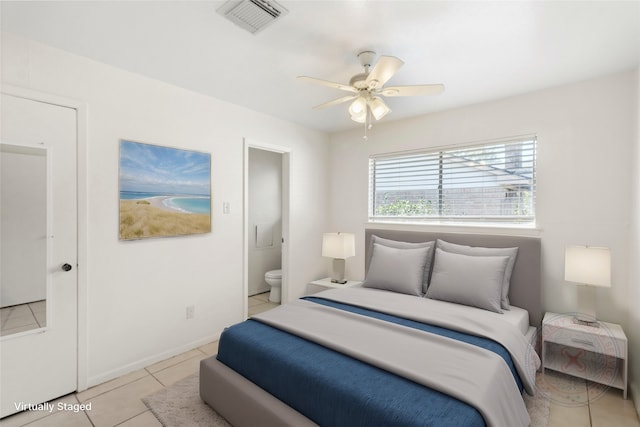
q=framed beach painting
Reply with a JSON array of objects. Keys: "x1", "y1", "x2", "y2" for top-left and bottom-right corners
[{"x1": 119, "y1": 140, "x2": 211, "y2": 240}]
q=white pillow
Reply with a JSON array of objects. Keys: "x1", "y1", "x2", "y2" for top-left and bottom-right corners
[
  {"x1": 436, "y1": 239, "x2": 518, "y2": 310},
  {"x1": 368, "y1": 235, "x2": 435, "y2": 294},
  {"x1": 426, "y1": 249, "x2": 509, "y2": 313},
  {"x1": 363, "y1": 243, "x2": 430, "y2": 296}
]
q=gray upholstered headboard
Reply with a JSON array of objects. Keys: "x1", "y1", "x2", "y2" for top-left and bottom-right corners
[{"x1": 365, "y1": 229, "x2": 542, "y2": 328}]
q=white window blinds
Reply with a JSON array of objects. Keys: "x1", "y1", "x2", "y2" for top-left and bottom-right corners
[{"x1": 369, "y1": 137, "x2": 537, "y2": 224}]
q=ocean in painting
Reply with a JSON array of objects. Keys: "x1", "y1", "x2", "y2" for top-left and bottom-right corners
[{"x1": 163, "y1": 197, "x2": 211, "y2": 214}]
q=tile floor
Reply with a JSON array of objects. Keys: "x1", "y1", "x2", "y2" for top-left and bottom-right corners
[
  {"x1": 248, "y1": 291, "x2": 279, "y2": 316},
  {"x1": 542, "y1": 370, "x2": 639, "y2": 427},
  {"x1": 0, "y1": 300, "x2": 46, "y2": 337},
  {"x1": 1, "y1": 296, "x2": 638, "y2": 427},
  {"x1": 0, "y1": 341, "x2": 220, "y2": 427}
]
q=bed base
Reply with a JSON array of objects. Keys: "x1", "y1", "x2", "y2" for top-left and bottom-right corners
[{"x1": 199, "y1": 356, "x2": 318, "y2": 427}]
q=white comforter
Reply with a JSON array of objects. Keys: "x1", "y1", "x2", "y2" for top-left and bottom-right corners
[{"x1": 253, "y1": 287, "x2": 540, "y2": 427}]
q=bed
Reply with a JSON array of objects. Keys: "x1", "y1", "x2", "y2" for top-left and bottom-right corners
[{"x1": 200, "y1": 229, "x2": 542, "y2": 427}]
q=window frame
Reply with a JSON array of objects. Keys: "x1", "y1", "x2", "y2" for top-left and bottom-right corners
[{"x1": 368, "y1": 136, "x2": 537, "y2": 226}]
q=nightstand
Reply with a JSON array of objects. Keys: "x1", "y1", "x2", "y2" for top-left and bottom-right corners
[
  {"x1": 307, "y1": 277, "x2": 363, "y2": 295},
  {"x1": 542, "y1": 312, "x2": 628, "y2": 399}
]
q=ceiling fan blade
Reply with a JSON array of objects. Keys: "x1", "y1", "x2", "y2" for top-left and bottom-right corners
[
  {"x1": 365, "y1": 56, "x2": 404, "y2": 89},
  {"x1": 380, "y1": 84, "x2": 445, "y2": 97},
  {"x1": 312, "y1": 95, "x2": 358, "y2": 110},
  {"x1": 297, "y1": 76, "x2": 358, "y2": 93}
]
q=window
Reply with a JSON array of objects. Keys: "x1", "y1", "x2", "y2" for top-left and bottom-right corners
[{"x1": 369, "y1": 137, "x2": 537, "y2": 224}]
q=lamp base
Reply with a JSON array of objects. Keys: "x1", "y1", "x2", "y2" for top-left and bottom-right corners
[
  {"x1": 330, "y1": 258, "x2": 347, "y2": 284},
  {"x1": 576, "y1": 284, "x2": 599, "y2": 326}
]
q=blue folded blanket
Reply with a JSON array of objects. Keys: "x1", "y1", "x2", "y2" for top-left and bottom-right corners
[{"x1": 217, "y1": 297, "x2": 523, "y2": 427}]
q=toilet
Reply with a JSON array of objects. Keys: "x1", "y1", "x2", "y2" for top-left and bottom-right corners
[{"x1": 264, "y1": 269, "x2": 282, "y2": 303}]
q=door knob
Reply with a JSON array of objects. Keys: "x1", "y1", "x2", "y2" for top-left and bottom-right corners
[{"x1": 61, "y1": 263, "x2": 73, "y2": 272}]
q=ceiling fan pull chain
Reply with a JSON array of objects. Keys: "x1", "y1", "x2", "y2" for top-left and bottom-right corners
[
  {"x1": 363, "y1": 110, "x2": 368, "y2": 140},
  {"x1": 363, "y1": 107, "x2": 373, "y2": 140}
]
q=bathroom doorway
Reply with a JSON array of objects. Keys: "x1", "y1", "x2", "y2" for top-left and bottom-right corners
[{"x1": 243, "y1": 139, "x2": 290, "y2": 318}]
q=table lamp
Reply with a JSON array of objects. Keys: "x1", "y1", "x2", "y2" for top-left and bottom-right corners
[
  {"x1": 322, "y1": 232, "x2": 355, "y2": 284},
  {"x1": 564, "y1": 245, "x2": 611, "y2": 325}
]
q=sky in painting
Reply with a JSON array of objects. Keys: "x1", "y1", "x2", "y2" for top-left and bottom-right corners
[{"x1": 119, "y1": 140, "x2": 210, "y2": 196}]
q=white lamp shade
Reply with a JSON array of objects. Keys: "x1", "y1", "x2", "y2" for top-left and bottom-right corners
[
  {"x1": 350, "y1": 110, "x2": 366, "y2": 123},
  {"x1": 565, "y1": 245, "x2": 611, "y2": 287},
  {"x1": 322, "y1": 232, "x2": 355, "y2": 259},
  {"x1": 348, "y1": 97, "x2": 366, "y2": 116},
  {"x1": 368, "y1": 97, "x2": 390, "y2": 121}
]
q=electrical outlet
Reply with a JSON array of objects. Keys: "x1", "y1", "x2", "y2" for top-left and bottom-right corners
[{"x1": 186, "y1": 305, "x2": 195, "y2": 319}]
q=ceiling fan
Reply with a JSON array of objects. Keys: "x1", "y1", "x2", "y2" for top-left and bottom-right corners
[{"x1": 298, "y1": 51, "x2": 445, "y2": 138}]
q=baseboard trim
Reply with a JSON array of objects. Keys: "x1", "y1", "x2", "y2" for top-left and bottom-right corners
[
  {"x1": 85, "y1": 332, "x2": 222, "y2": 390},
  {"x1": 249, "y1": 286, "x2": 270, "y2": 296}
]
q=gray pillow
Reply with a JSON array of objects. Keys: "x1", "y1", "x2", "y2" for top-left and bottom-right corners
[
  {"x1": 436, "y1": 239, "x2": 518, "y2": 310},
  {"x1": 367, "y1": 235, "x2": 435, "y2": 293},
  {"x1": 363, "y1": 243, "x2": 430, "y2": 296},
  {"x1": 426, "y1": 249, "x2": 509, "y2": 313}
]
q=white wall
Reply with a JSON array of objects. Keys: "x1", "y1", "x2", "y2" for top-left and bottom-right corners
[
  {"x1": 248, "y1": 148, "x2": 282, "y2": 296},
  {"x1": 329, "y1": 70, "x2": 636, "y2": 329},
  {"x1": 1, "y1": 32, "x2": 329, "y2": 387},
  {"x1": 630, "y1": 67, "x2": 640, "y2": 411}
]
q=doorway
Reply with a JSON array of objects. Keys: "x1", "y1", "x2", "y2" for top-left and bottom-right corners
[
  {"x1": 243, "y1": 139, "x2": 290, "y2": 319},
  {"x1": 0, "y1": 91, "x2": 80, "y2": 418}
]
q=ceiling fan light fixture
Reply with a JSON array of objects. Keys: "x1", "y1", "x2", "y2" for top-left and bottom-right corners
[
  {"x1": 368, "y1": 97, "x2": 390, "y2": 121},
  {"x1": 348, "y1": 96, "x2": 367, "y2": 116},
  {"x1": 350, "y1": 109, "x2": 367, "y2": 123}
]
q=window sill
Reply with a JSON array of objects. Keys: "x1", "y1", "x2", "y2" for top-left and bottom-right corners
[{"x1": 365, "y1": 219, "x2": 541, "y2": 236}]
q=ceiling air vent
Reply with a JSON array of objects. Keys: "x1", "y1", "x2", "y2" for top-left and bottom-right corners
[{"x1": 217, "y1": 0, "x2": 288, "y2": 34}]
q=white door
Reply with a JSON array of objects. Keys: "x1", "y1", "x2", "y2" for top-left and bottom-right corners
[{"x1": 1, "y1": 93, "x2": 78, "y2": 418}]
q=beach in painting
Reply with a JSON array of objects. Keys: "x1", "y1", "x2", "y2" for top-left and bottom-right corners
[
  {"x1": 121, "y1": 192, "x2": 211, "y2": 214},
  {"x1": 119, "y1": 141, "x2": 211, "y2": 240}
]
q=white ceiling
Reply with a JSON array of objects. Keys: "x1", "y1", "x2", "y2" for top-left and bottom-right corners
[{"x1": 2, "y1": 1, "x2": 639, "y2": 133}]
